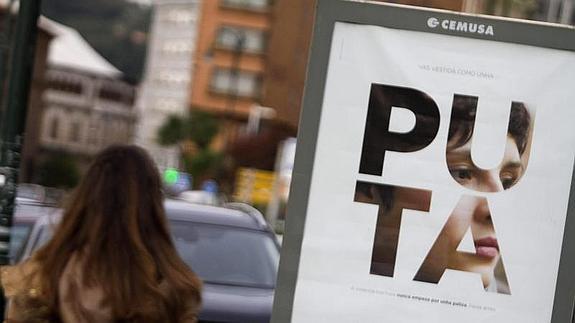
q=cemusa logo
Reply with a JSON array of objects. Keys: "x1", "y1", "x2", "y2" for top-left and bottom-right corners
[{"x1": 427, "y1": 17, "x2": 495, "y2": 36}]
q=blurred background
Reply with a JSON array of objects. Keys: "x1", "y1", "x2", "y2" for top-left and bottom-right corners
[
  {"x1": 0, "y1": 0, "x2": 573, "y2": 321},
  {"x1": 1, "y1": 0, "x2": 573, "y2": 233}
]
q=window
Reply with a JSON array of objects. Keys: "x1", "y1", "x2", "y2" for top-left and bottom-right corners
[
  {"x1": 210, "y1": 68, "x2": 262, "y2": 98},
  {"x1": 69, "y1": 121, "x2": 81, "y2": 143},
  {"x1": 215, "y1": 26, "x2": 267, "y2": 54},
  {"x1": 220, "y1": 0, "x2": 271, "y2": 11},
  {"x1": 155, "y1": 70, "x2": 190, "y2": 85},
  {"x1": 170, "y1": 221, "x2": 279, "y2": 288},
  {"x1": 156, "y1": 98, "x2": 180, "y2": 111},
  {"x1": 47, "y1": 77, "x2": 83, "y2": 94},
  {"x1": 87, "y1": 120, "x2": 99, "y2": 146},
  {"x1": 162, "y1": 40, "x2": 194, "y2": 55},
  {"x1": 98, "y1": 85, "x2": 134, "y2": 105},
  {"x1": 49, "y1": 117, "x2": 59, "y2": 139},
  {"x1": 8, "y1": 224, "x2": 32, "y2": 263},
  {"x1": 164, "y1": 9, "x2": 195, "y2": 24},
  {"x1": 99, "y1": 86, "x2": 123, "y2": 103}
]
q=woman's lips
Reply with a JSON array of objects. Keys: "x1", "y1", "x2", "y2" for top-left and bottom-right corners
[{"x1": 475, "y1": 237, "x2": 499, "y2": 258}]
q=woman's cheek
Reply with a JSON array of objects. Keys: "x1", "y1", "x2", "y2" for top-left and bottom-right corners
[{"x1": 444, "y1": 209, "x2": 473, "y2": 248}]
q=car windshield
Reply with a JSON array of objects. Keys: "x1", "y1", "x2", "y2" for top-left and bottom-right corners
[
  {"x1": 9, "y1": 224, "x2": 32, "y2": 263},
  {"x1": 170, "y1": 220, "x2": 279, "y2": 289},
  {"x1": 26, "y1": 214, "x2": 280, "y2": 289}
]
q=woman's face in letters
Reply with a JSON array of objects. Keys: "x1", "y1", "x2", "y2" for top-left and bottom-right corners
[
  {"x1": 442, "y1": 135, "x2": 522, "y2": 287},
  {"x1": 447, "y1": 136, "x2": 523, "y2": 192},
  {"x1": 396, "y1": 135, "x2": 522, "y2": 289}
]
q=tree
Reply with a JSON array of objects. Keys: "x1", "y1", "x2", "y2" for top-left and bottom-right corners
[
  {"x1": 187, "y1": 111, "x2": 219, "y2": 149},
  {"x1": 157, "y1": 111, "x2": 222, "y2": 185},
  {"x1": 157, "y1": 115, "x2": 187, "y2": 146},
  {"x1": 37, "y1": 154, "x2": 80, "y2": 189}
]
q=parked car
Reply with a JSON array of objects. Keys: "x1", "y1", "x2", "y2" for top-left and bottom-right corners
[
  {"x1": 7, "y1": 197, "x2": 61, "y2": 264},
  {"x1": 4, "y1": 184, "x2": 65, "y2": 263},
  {"x1": 17, "y1": 199, "x2": 280, "y2": 323}
]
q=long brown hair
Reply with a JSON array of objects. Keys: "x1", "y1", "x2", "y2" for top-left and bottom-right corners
[{"x1": 33, "y1": 145, "x2": 201, "y2": 321}]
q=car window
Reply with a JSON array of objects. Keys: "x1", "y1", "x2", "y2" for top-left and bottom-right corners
[
  {"x1": 170, "y1": 220, "x2": 279, "y2": 289},
  {"x1": 9, "y1": 224, "x2": 33, "y2": 263},
  {"x1": 24, "y1": 215, "x2": 281, "y2": 290},
  {"x1": 25, "y1": 223, "x2": 57, "y2": 260},
  {"x1": 35, "y1": 226, "x2": 53, "y2": 250},
  {"x1": 16, "y1": 204, "x2": 48, "y2": 215}
]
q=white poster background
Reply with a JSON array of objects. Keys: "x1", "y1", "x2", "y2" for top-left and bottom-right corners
[{"x1": 290, "y1": 22, "x2": 575, "y2": 323}]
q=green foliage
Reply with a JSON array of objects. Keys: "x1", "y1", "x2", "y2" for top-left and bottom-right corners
[
  {"x1": 37, "y1": 154, "x2": 80, "y2": 189},
  {"x1": 157, "y1": 115, "x2": 186, "y2": 146},
  {"x1": 188, "y1": 111, "x2": 219, "y2": 149},
  {"x1": 184, "y1": 149, "x2": 223, "y2": 179},
  {"x1": 41, "y1": 0, "x2": 151, "y2": 83},
  {"x1": 157, "y1": 111, "x2": 222, "y2": 185},
  {"x1": 157, "y1": 111, "x2": 219, "y2": 149}
]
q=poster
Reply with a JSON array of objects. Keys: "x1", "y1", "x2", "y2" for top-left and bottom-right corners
[{"x1": 283, "y1": 19, "x2": 575, "y2": 323}]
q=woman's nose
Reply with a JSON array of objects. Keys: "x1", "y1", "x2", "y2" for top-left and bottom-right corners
[
  {"x1": 479, "y1": 170, "x2": 504, "y2": 192},
  {"x1": 472, "y1": 196, "x2": 492, "y2": 222}
]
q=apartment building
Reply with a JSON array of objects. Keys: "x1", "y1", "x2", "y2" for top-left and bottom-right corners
[
  {"x1": 135, "y1": 0, "x2": 202, "y2": 170},
  {"x1": 189, "y1": 0, "x2": 272, "y2": 149},
  {"x1": 38, "y1": 20, "x2": 136, "y2": 175}
]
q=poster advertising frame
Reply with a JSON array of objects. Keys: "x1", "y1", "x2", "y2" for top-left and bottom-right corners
[{"x1": 272, "y1": 1, "x2": 575, "y2": 322}]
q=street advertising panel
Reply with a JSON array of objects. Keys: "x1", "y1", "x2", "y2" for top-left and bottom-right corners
[{"x1": 272, "y1": 1, "x2": 575, "y2": 323}]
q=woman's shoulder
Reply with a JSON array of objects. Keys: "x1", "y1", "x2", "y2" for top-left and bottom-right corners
[{"x1": 1, "y1": 258, "x2": 41, "y2": 297}]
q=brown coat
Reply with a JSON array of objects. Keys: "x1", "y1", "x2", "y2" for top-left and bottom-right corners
[{"x1": 1, "y1": 258, "x2": 200, "y2": 323}]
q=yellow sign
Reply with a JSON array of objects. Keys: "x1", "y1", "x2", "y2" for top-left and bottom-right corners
[{"x1": 234, "y1": 167, "x2": 275, "y2": 205}]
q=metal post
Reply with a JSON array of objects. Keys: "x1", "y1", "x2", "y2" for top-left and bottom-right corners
[
  {"x1": 223, "y1": 31, "x2": 245, "y2": 150},
  {"x1": 0, "y1": 0, "x2": 42, "y2": 266},
  {"x1": 0, "y1": 0, "x2": 17, "y2": 128}
]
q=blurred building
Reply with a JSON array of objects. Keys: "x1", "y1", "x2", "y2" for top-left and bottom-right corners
[
  {"x1": 183, "y1": 0, "x2": 469, "y2": 174},
  {"x1": 464, "y1": 0, "x2": 573, "y2": 24},
  {"x1": 386, "y1": 0, "x2": 465, "y2": 10},
  {"x1": 189, "y1": 0, "x2": 272, "y2": 149},
  {"x1": 542, "y1": 0, "x2": 574, "y2": 24},
  {"x1": 260, "y1": 0, "x2": 314, "y2": 134},
  {"x1": 236, "y1": 0, "x2": 467, "y2": 171},
  {"x1": 135, "y1": 0, "x2": 202, "y2": 170},
  {"x1": 36, "y1": 19, "x2": 136, "y2": 175},
  {"x1": 182, "y1": 0, "x2": 573, "y2": 180}
]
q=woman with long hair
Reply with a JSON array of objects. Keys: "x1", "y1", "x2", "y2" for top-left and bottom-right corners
[{"x1": 1, "y1": 145, "x2": 202, "y2": 322}]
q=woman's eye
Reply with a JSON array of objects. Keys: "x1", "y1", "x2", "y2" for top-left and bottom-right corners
[
  {"x1": 501, "y1": 173, "x2": 518, "y2": 189},
  {"x1": 450, "y1": 168, "x2": 473, "y2": 181}
]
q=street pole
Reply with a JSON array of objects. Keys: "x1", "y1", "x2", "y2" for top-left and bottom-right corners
[
  {"x1": 223, "y1": 32, "x2": 245, "y2": 150},
  {"x1": 0, "y1": 0, "x2": 17, "y2": 123},
  {"x1": 0, "y1": 1, "x2": 41, "y2": 316},
  {"x1": 220, "y1": 31, "x2": 244, "y2": 196},
  {"x1": 0, "y1": 0, "x2": 42, "y2": 267}
]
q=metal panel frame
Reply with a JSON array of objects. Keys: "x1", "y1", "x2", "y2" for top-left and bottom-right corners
[{"x1": 271, "y1": 0, "x2": 575, "y2": 322}]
